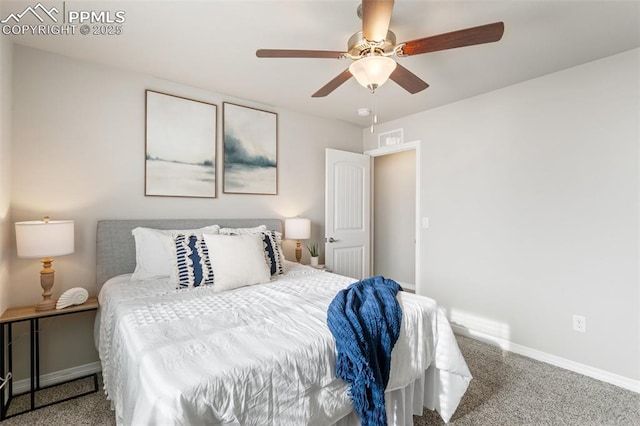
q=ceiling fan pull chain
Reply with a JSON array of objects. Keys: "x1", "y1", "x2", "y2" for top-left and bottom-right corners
[
  {"x1": 373, "y1": 90, "x2": 378, "y2": 124},
  {"x1": 370, "y1": 90, "x2": 378, "y2": 133}
]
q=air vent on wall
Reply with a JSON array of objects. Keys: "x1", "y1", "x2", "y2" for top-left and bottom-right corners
[{"x1": 378, "y1": 128, "x2": 403, "y2": 148}]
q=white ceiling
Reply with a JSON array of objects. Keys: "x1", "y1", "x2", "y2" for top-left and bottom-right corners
[{"x1": 4, "y1": 1, "x2": 640, "y2": 127}]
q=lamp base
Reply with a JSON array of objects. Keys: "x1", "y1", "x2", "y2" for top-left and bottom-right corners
[
  {"x1": 37, "y1": 257, "x2": 56, "y2": 311},
  {"x1": 35, "y1": 299, "x2": 56, "y2": 312},
  {"x1": 295, "y1": 241, "x2": 302, "y2": 263}
]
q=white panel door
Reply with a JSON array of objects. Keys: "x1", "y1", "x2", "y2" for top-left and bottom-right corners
[{"x1": 325, "y1": 148, "x2": 371, "y2": 280}]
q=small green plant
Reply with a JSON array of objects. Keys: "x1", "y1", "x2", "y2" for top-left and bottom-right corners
[{"x1": 307, "y1": 242, "x2": 319, "y2": 257}]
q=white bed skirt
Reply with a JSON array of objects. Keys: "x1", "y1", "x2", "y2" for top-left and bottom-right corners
[{"x1": 334, "y1": 364, "x2": 468, "y2": 425}]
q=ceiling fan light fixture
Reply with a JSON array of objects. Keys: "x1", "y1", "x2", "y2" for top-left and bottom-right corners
[{"x1": 349, "y1": 55, "x2": 397, "y2": 92}]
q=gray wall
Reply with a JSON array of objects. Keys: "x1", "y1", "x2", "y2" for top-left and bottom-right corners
[
  {"x1": 373, "y1": 150, "x2": 416, "y2": 286},
  {"x1": 0, "y1": 34, "x2": 12, "y2": 315},
  {"x1": 364, "y1": 49, "x2": 640, "y2": 382},
  {"x1": 7, "y1": 45, "x2": 362, "y2": 378}
]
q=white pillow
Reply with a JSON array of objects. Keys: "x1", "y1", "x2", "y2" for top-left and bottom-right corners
[
  {"x1": 219, "y1": 225, "x2": 287, "y2": 274},
  {"x1": 219, "y1": 225, "x2": 267, "y2": 235},
  {"x1": 131, "y1": 225, "x2": 220, "y2": 280},
  {"x1": 203, "y1": 233, "x2": 271, "y2": 292}
]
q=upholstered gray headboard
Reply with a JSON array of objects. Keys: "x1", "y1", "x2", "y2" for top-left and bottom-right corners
[{"x1": 96, "y1": 218, "x2": 282, "y2": 292}]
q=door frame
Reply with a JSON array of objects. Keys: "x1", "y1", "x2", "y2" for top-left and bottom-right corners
[{"x1": 365, "y1": 141, "x2": 421, "y2": 292}]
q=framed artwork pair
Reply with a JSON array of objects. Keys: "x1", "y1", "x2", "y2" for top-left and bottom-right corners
[{"x1": 144, "y1": 90, "x2": 278, "y2": 198}]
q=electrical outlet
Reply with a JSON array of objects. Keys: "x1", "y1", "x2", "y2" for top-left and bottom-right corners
[{"x1": 573, "y1": 315, "x2": 586, "y2": 333}]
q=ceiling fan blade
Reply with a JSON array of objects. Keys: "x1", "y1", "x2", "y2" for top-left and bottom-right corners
[
  {"x1": 389, "y1": 63, "x2": 429, "y2": 94},
  {"x1": 312, "y1": 69, "x2": 352, "y2": 97},
  {"x1": 400, "y1": 22, "x2": 504, "y2": 56},
  {"x1": 256, "y1": 49, "x2": 346, "y2": 59},
  {"x1": 362, "y1": 0, "x2": 394, "y2": 42}
]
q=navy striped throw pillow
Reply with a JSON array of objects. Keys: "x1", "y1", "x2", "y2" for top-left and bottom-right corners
[
  {"x1": 262, "y1": 230, "x2": 285, "y2": 276},
  {"x1": 174, "y1": 233, "x2": 214, "y2": 289}
]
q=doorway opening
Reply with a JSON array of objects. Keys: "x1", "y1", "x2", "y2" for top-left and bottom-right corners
[{"x1": 367, "y1": 142, "x2": 421, "y2": 292}]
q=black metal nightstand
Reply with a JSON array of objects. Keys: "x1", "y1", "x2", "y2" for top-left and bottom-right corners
[{"x1": 0, "y1": 298, "x2": 99, "y2": 420}]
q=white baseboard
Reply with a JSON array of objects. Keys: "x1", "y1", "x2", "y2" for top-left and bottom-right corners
[
  {"x1": 451, "y1": 324, "x2": 640, "y2": 394},
  {"x1": 11, "y1": 361, "x2": 102, "y2": 395}
]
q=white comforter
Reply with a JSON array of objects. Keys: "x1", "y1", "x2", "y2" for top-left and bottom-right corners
[{"x1": 97, "y1": 263, "x2": 471, "y2": 425}]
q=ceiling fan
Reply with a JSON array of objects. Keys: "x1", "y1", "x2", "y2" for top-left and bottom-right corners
[{"x1": 256, "y1": 0, "x2": 504, "y2": 98}]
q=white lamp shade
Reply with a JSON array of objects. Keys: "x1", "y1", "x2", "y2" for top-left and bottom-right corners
[
  {"x1": 15, "y1": 220, "x2": 74, "y2": 258},
  {"x1": 285, "y1": 217, "x2": 311, "y2": 240},
  {"x1": 349, "y1": 56, "x2": 397, "y2": 89}
]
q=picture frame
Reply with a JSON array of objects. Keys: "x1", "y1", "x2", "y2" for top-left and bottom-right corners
[
  {"x1": 222, "y1": 102, "x2": 278, "y2": 195},
  {"x1": 145, "y1": 90, "x2": 217, "y2": 198}
]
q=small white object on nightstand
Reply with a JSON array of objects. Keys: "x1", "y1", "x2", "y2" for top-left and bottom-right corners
[{"x1": 56, "y1": 287, "x2": 89, "y2": 310}]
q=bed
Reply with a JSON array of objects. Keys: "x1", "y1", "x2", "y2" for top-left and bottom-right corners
[{"x1": 94, "y1": 219, "x2": 471, "y2": 425}]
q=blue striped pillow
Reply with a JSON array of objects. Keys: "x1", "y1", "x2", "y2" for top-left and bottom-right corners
[
  {"x1": 262, "y1": 230, "x2": 285, "y2": 276},
  {"x1": 173, "y1": 234, "x2": 214, "y2": 289}
]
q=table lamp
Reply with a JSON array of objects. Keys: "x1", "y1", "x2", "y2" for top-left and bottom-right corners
[
  {"x1": 285, "y1": 217, "x2": 311, "y2": 263},
  {"x1": 15, "y1": 217, "x2": 74, "y2": 311}
]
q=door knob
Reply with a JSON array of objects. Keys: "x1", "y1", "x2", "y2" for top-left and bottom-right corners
[{"x1": 327, "y1": 237, "x2": 338, "y2": 243}]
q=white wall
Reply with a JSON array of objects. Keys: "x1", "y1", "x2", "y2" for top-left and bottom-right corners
[
  {"x1": 0, "y1": 36, "x2": 12, "y2": 315},
  {"x1": 365, "y1": 49, "x2": 640, "y2": 383},
  {"x1": 9, "y1": 45, "x2": 362, "y2": 378}
]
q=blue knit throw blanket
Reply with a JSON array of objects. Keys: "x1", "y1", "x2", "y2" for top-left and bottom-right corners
[{"x1": 327, "y1": 276, "x2": 403, "y2": 426}]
